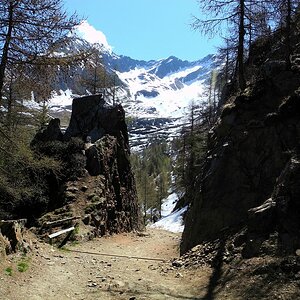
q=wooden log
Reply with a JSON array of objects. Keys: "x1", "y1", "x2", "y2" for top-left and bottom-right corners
[
  {"x1": 0, "y1": 219, "x2": 27, "y2": 227},
  {"x1": 44, "y1": 216, "x2": 80, "y2": 228},
  {"x1": 48, "y1": 226, "x2": 75, "y2": 239}
]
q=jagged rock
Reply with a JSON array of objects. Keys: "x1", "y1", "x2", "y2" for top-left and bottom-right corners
[
  {"x1": 0, "y1": 219, "x2": 27, "y2": 253},
  {"x1": 64, "y1": 95, "x2": 129, "y2": 149},
  {"x1": 64, "y1": 94, "x2": 105, "y2": 141},
  {"x1": 274, "y1": 158, "x2": 300, "y2": 252},
  {"x1": 31, "y1": 118, "x2": 63, "y2": 144},
  {"x1": 247, "y1": 198, "x2": 276, "y2": 235},
  {"x1": 33, "y1": 95, "x2": 141, "y2": 241},
  {"x1": 0, "y1": 233, "x2": 11, "y2": 258}
]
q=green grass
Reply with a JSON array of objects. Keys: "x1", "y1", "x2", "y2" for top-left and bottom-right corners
[
  {"x1": 5, "y1": 267, "x2": 13, "y2": 276},
  {"x1": 17, "y1": 261, "x2": 29, "y2": 273}
]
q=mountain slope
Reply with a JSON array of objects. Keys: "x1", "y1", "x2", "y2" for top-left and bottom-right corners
[{"x1": 47, "y1": 36, "x2": 219, "y2": 150}]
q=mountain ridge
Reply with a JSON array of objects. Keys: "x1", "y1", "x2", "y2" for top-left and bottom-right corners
[{"x1": 47, "y1": 36, "x2": 220, "y2": 150}]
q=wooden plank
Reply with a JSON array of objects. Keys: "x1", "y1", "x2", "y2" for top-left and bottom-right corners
[
  {"x1": 45, "y1": 216, "x2": 80, "y2": 227},
  {"x1": 0, "y1": 219, "x2": 27, "y2": 227},
  {"x1": 48, "y1": 226, "x2": 75, "y2": 239}
]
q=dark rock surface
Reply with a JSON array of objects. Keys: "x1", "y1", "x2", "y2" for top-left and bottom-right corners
[
  {"x1": 31, "y1": 118, "x2": 63, "y2": 143},
  {"x1": 64, "y1": 94, "x2": 129, "y2": 147},
  {"x1": 181, "y1": 28, "x2": 300, "y2": 256},
  {"x1": 33, "y1": 95, "x2": 141, "y2": 239}
]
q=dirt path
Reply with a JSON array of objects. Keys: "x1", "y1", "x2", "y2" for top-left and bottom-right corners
[{"x1": 0, "y1": 229, "x2": 211, "y2": 300}]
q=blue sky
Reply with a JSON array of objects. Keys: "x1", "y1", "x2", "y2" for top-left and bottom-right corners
[{"x1": 64, "y1": 0, "x2": 221, "y2": 62}]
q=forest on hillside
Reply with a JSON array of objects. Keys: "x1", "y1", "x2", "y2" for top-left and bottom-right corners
[{"x1": 0, "y1": 0, "x2": 120, "y2": 222}]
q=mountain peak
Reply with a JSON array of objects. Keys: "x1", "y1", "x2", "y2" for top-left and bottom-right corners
[{"x1": 74, "y1": 20, "x2": 113, "y2": 54}]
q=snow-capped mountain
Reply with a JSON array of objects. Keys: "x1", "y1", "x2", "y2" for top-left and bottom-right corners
[
  {"x1": 48, "y1": 24, "x2": 220, "y2": 150},
  {"x1": 113, "y1": 53, "x2": 217, "y2": 119}
]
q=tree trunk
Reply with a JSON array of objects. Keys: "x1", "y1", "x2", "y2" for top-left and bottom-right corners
[
  {"x1": 285, "y1": 0, "x2": 292, "y2": 70},
  {"x1": 143, "y1": 174, "x2": 147, "y2": 225},
  {"x1": 93, "y1": 67, "x2": 97, "y2": 94},
  {"x1": 238, "y1": 0, "x2": 246, "y2": 90},
  {"x1": 0, "y1": 2, "x2": 14, "y2": 105},
  {"x1": 7, "y1": 80, "x2": 13, "y2": 130}
]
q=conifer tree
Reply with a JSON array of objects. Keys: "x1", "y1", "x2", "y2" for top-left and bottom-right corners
[
  {"x1": 76, "y1": 48, "x2": 113, "y2": 95},
  {"x1": 273, "y1": 0, "x2": 298, "y2": 70},
  {"x1": 131, "y1": 140, "x2": 171, "y2": 223},
  {"x1": 192, "y1": 0, "x2": 248, "y2": 90},
  {"x1": 0, "y1": 0, "x2": 81, "y2": 107}
]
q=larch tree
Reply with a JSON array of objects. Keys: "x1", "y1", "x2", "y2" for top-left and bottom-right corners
[
  {"x1": 76, "y1": 47, "x2": 113, "y2": 95},
  {"x1": 192, "y1": 0, "x2": 248, "y2": 90},
  {"x1": 272, "y1": 0, "x2": 298, "y2": 70},
  {"x1": 0, "y1": 0, "x2": 83, "y2": 111}
]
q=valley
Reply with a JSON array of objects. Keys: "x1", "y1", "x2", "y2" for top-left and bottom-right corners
[
  {"x1": 44, "y1": 42, "x2": 220, "y2": 150},
  {"x1": 1, "y1": 1, "x2": 300, "y2": 299}
]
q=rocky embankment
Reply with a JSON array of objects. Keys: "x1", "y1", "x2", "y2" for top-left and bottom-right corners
[
  {"x1": 181, "y1": 26, "x2": 300, "y2": 258},
  {"x1": 0, "y1": 95, "x2": 141, "y2": 254},
  {"x1": 37, "y1": 95, "x2": 141, "y2": 241}
]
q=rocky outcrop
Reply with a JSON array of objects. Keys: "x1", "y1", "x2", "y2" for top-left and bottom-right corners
[
  {"x1": 32, "y1": 118, "x2": 63, "y2": 143},
  {"x1": 181, "y1": 34, "x2": 300, "y2": 255},
  {"x1": 0, "y1": 219, "x2": 29, "y2": 256},
  {"x1": 33, "y1": 95, "x2": 141, "y2": 240},
  {"x1": 64, "y1": 94, "x2": 128, "y2": 146}
]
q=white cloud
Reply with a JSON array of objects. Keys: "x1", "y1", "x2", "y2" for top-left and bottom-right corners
[{"x1": 75, "y1": 20, "x2": 113, "y2": 52}]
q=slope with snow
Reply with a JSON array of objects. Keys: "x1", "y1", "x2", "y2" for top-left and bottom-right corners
[
  {"x1": 149, "y1": 192, "x2": 187, "y2": 233},
  {"x1": 116, "y1": 62, "x2": 209, "y2": 119}
]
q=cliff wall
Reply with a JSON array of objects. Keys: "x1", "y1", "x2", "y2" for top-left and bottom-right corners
[{"x1": 181, "y1": 30, "x2": 300, "y2": 257}]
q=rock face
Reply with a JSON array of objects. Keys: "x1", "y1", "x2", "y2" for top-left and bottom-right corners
[
  {"x1": 0, "y1": 219, "x2": 28, "y2": 256},
  {"x1": 33, "y1": 95, "x2": 141, "y2": 239},
  {"x1": 32, "y1": 118, "x2": 63, "y2": 142},
  {"x1": 64, "y1": 94, "x2": 128, "y2": 147},
  {"x1": 181, "y1": 32, "x2": 300, "y2": 256}
]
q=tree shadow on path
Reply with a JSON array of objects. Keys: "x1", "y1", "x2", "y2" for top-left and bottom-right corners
[{"x1": 202, "y1": 239, "x2": 226, "y2": 300}]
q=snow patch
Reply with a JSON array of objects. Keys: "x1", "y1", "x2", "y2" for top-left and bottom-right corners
[
  {"x1": 117, "y1": 65, "x2": 207, "y2": 119},
  {"x1": 150, "y1": 206, "x2": 187, "y2": 233},
  {"x1": 161, "y1": 193, "x2": 179, "y2": 217},
  {"x1": 49, "y1": 89, "x2": 74, "y2": 111},
  {"x1": 148, "y1": 192, "x2": 186, "y2": 233}
]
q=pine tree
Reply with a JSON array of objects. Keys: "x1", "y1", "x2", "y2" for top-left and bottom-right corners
[
  {"x1": 273, "y1": 0, "x2": 298, "y2": 70},
  {"x1": 131, "y1": 140, "x2": 171, "y2": 223}
]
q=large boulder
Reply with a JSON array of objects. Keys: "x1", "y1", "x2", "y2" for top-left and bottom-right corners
[{"x1": 31, "y1": 118, "x2": 63, "y2": 144}]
